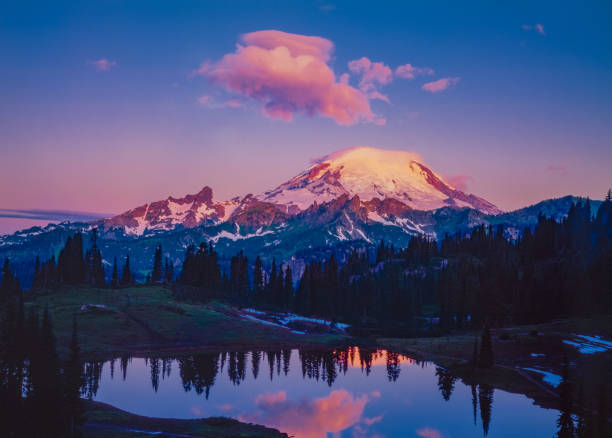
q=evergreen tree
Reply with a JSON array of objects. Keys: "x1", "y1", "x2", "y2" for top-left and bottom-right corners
[
  {"x1": 64, "y1": 315, "x2": 84, "y2": 437},
  {"x1": 435, "y1": 367, "x2": 456, "y2": 401},
  {"x1": 85, "y1": 228, "x2": 106, "y2": 287},
  {"x1": 283, "y1": 265, "x2": 293, "y2": 309},
  {"x1": 479, "y1": 384, "x2": 494, "y2": 436},
  {"x1": 152, "y1": 245, "x2": 163, "y2": 282},
  {"x1": 111, "y1": 257, "x2": 118, "y2": 288},
  {"x1": 471, "y1": 384, "x2": 478, "y2": 425},
  {"x1": 164, "y1": 257, "x2": 174, "y2": 283},
  {"x1": 120, "y1": 254, "x2": 132, "y2": 287},
  {"x1": 479, "y1": 324, "x2": 494, "y2": 369},
  {"x1": 0, "y1": 258, "x2": 21, "y2": 300},
  {"x1": 556, "y1": 358, "x2": 575, "y2": 438},
  {"x1": 31, "y1": 306, "x2": 63, "y2": 436},
  {"x1": 253, "y1": 256, "x2": 264, "y2": 298},
  {"x1": 472, "y1": 337, "x2": 479, "y2": 367}
]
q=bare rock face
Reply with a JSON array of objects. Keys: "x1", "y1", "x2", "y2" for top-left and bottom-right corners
[
  {"x1": 229, "y1": 195, "x2": 289, "y2": 228},
  {"x1": 103, "y1": 186, "x2": 233, "y2": 235},
  {"x1": 364, "y1": 198, "x2": 413, "y2": 217}
]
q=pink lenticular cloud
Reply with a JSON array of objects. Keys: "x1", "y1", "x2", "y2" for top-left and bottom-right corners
[
  {"x1": 88, "y1": 58, "x2": 117, "y2": 71},
  {"x1": 422, "y1": 77, "x2": 460, "y2": 93},
  {"x1": 242, "y1": 30, "x2": 334, "y2": 61},
  {"x1": 395, "y1": 63, "x2": 434, "y2": 80},
  {"x1": 199, "y1": 30, "x2": 376, "y2": 125}
]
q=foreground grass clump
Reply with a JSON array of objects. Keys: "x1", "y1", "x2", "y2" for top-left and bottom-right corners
[
  {"x1": 25, "y1": 285, "x2": 346, "y2": 359},
  {"x1": 82, "y1": 400, "x2": 288, "y2": 437}
]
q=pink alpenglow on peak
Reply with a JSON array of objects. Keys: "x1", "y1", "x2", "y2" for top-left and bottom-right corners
[
  {"x1": 259, "y1": 146, "x2": 502, "y2": 215},
  {"x1": 102, "y1": 146, "x2": 502, "y2": 235},
  {"x1": 198, "y1": 30, "x2": 377, "y2": 125},
  {"x1": 422, "y1": 77, "x2": 460, "y2": 93}
]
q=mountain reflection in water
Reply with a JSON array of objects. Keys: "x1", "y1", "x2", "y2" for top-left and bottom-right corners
[{"x1": 85, "y1": 347, "x2": 557, "y2": 438}]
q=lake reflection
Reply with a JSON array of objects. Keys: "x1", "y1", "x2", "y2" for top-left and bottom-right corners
[{"x1": 85, "y1": 348, "x2": 558, "y2": 437}]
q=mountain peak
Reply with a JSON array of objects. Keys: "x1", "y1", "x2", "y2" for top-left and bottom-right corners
[
  {"x1": 102, "y1": 146, "x2": 501, "y2": 235},
  {"x1": 318, "y1": 145, "x2": 424, "y2": 167},
  {"x1": 260, "y1": 146, "x2": 502, "y2": 214}
]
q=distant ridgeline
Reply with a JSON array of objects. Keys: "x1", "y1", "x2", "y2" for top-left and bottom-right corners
[
  {"x1": 0, "y1": 194, "x2": 605, "y2": 290},
  {"x1": 1, "y1": 194, "x2": 611, "y2": 327}
]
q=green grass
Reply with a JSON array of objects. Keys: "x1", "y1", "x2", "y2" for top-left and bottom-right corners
[{"x1": 25, "y1": 284, "x2": 347, "y2": 360}]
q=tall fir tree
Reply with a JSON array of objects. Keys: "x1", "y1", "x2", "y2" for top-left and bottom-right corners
[
  {"x1": 64, "y1": 315, "x2": 84, "y2": 437},
  {"x1": 111, "y1": 257, "x2": 118, "y2": 288},
  {"x1": 152, "y1": 245, "x2": 163, "y2": 282},
  {"x1": 556, "y1": 358, "x2": 575, "y2": 438},
  {"x1": 478, "y1": 324, "x2": 494, "y2": 369},
  {"x1": 120, "y1": 254, "x2": 132, "y2": 287}
]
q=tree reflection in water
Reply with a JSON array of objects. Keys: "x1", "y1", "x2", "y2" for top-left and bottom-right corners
[{"x1": 81, "y1": 347, "x2": 497, "y2": 436}]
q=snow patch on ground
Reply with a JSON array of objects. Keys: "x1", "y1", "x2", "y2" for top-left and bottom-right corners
[
  {"x1": 241, "y1": 314, "x2": 290, "y2": 330},
  {"x1": 563, "y1": 334, "x2": 612, "y2": 354},
  {"x1": 209, "y1": 226, "x2": 275, "y2": 243},
  {"x1": 523, "y1": 368, "x2": 562, "y2": 387},
  {"x1": 368, "y1": 211, "x2": 395, "y2": 226},
  {"x1": 242, "y1": 308, "x2": 266, "y2": 315},
  {"x1": 276, "y1": 313, "x2": 350, "y2": 331},
  {"x1": 240, "y1": 309, "x2": 350, "y2": 334}
]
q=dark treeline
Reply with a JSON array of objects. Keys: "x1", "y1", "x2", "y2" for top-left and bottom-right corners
[
  {"x1": 554, "y1": 357, "x2": 610, "y2": 438},
  {"x1": 176, "y1": 195, "x2": 612, "y2": 331},
  {"x1": 176, "y1": 244, "x2": 294, "y2": 309},
  {"x1": 84, "y1": 348, "x2": 416, "y2": 394},
  {"x1": 2, "y1": 230, "x2": 139, "y2": 296},
  {"x1": 0, "y1": 297, "x2": 84, "y2": 437},
  {"x1": 4, "y1": 195, "x2": 609, "y2": 332}
]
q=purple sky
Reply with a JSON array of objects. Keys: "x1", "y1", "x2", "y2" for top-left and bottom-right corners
[{"x1": 1, "y1": 1, "x2": 611, "y2": 234}]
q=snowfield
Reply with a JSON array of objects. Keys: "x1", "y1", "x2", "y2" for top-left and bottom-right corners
[
  {"x1": 240, "y1": 308, "x2": 350, "y2": 334},
  {"x1": 562, "y1": 334, "x2": 612, "y2": 354},
  {"x1": 523, "y1": 368, "x2": 562, "y2": 387}
]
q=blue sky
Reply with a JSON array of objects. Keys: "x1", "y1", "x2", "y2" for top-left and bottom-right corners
[{"x1": 1, "y1": 0, "x2": 611, "y2": 234}]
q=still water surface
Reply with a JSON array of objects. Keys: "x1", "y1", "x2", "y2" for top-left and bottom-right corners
[{"x1": 86, "y1": 347, "x2": 558, "y2": 437}]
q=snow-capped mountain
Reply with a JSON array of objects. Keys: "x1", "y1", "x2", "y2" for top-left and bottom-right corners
[
  {"x1": 0, "y1": 194, "x2": 601, "y2": 288},
  {"x1": 102, "y1": 186, "x2": 241, "y2": 235},
  {"x1": 259, "y1": 146, "x2": 501, "y2": 215},
  {"x1": 99, "y1": 146, "x2": 501, "y2": 236}
]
